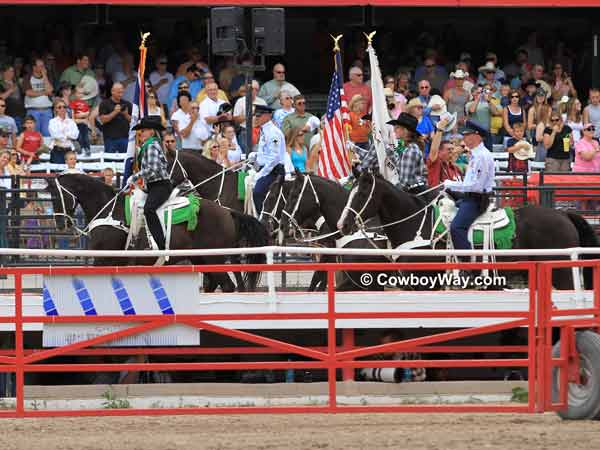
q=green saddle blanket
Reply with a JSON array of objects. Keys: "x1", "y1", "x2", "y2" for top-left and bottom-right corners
[
  {"x1": 124, "y1": 193, "x2": 201, "y2": 232},
  {"x1": 434, "y1": 205, "x2": 516, "y2": 249}
]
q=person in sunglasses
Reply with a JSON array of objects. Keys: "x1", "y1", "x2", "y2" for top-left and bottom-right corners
[
  {"x1": 573, "y1": 123, "x2": 600, "y2": 172},
  {"x1": 543, "y1": 113, "x2": 573, "y2": 172}
]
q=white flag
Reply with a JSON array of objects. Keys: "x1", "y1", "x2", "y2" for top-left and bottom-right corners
[{"x1": 367, "y1": 43, "x2": 398, "y2": 185}]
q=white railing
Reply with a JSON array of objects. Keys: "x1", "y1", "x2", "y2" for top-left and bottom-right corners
[{"x1": 1, "y1": 246, "x2": 599, "y2": 258}]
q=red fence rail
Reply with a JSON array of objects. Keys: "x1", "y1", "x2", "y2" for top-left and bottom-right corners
[{"x1": 0, "y1": 259, "x2": 598, "y2": 417}]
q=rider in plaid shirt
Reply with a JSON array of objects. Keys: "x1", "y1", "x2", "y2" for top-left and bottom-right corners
[
  {"x1": 356, "y1": 114, "x2": 426, "y2": 192},
  {"x1": 128, "y1": 117, "x2": 171, "y2": 250}
]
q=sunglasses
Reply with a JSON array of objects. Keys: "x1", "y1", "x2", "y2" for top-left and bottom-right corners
[
  {"x1": 551, "y1": 118, "x2": 560, "y2": 122},
  {"x1": 419, "y1": 86, "x2": 429, "y2": 90},
  {"x1": 179, "y1": 85, "x2": 189, "y2": 90},
  {"x1": 275, "y1": 71, "x2": 285, "y2": 74},
  {"x1": 211, "y1": 145, "x2": 219, "y2": 149},
  {"x1": 0, "y1": 104, "x2": 5, "y2": 108},
  {"x1": 56, "y1": 105, "x2": 66, "y2": 109},
  {"x1": 511, "y1": 95, "x2": 520, "y2": 99},
  {"x1": 192, "y1": 107, "x2": 199, "y2": 110},
  {"x1": 425, "y1": 64, "x2": 435, "y2": 69},
  {"x1": 159, "y1": 61, "x2": 167, "y2": 64},
  {"x1": 585, "y1": 127, "x2": 596, "y2": 131},
  {"x1": 164, "y1": 140, "x2": 176, "y2": 144}
]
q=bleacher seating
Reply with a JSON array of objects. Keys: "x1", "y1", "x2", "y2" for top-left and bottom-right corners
[{"x1": 33, "y1": 145, "x2": 126, "y2": 174}]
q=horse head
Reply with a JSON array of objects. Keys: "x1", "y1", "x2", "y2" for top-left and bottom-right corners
[
  {"x1": 46, "y1": 175, "x2": 79, "y2": 231},
  {"x1": 260, "y1": 174, "x2": 288, "y2": 237},
  {"x1": 281, "y1": 170, "x2": 321, "y2": 238},
  {"x1": 338, "y1": 170, "x2": 382, "y2": 236}
]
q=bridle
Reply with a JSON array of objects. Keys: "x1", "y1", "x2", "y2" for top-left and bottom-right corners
[
  {"x1": 259, "y1": 182, "x2": 287, "y2": 233},
  {"x1": 282, "y1": 174, "x2": 320, "y2": 239},
  {"x1": 339, "y1": 172, "x2": 376, "y2": 232},
  {"x1": 53, "y1": 177, "x2": 87, "y2": 235}
]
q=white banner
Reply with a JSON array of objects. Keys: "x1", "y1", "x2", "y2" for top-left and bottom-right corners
[
  {"x1": 367, "y1": 43, "x2": 398, "y2": 185},
  {"x1": 42, "y1": 273, "x2": 201, "y2": 347}
]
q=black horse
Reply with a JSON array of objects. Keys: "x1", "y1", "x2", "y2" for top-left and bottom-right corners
[
  {"x1": 281, "y1": 172, "x2": 392, "y2": 291},
  {"x1": 46, "y1": 173, "x2": 268, "y2": 292},
  {"x1": 167, "y1": 150, "x2": 243, "y2": 211},
  {"x1": 339, "y1": 171, "x2": 598, "y2": 289}
]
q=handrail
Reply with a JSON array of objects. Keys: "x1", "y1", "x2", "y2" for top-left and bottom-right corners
[{"x1": 0, "y1": 245, "x2": 598, "y2": 258}]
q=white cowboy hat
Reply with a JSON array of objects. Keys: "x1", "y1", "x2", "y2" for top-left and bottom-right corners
[
  {"x1": 478, "y1": 61, "x2": 497, "y2": 74},
  {"x1": 438, "y1": 112, "x2": 457, "y2": 132},
  {"x1": 513, "y1": 140, "x2": 535, "y2": 160},
  {"x1": 450, "y1": 69, "x2": 468, "y2": 79},
  {"x1": 427, "y1": 94, "x2": 447, "y2": 116}
]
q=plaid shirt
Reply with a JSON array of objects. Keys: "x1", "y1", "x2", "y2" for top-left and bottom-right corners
[
  {"x1": 358, "y1": 142, "x2": 426, "y2": 189},
  {"x1": 131, "y1": 138, "x2": 170, "y2": 185}
]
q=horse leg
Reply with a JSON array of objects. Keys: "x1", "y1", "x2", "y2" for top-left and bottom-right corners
[
  {"x1": 202, "y1": 255, "x2": 236, "y2": 293},
  {"x1": 230, "y1": 255, "x2": 247, "y2": 292}
]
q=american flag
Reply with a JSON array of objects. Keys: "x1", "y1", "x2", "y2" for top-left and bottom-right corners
[
  {"x1": 122, "y1": 40, "x2": 149, "y2": 186},
  {"x1": 318, "y1": 51, "x2": 351, "y2": 180}
]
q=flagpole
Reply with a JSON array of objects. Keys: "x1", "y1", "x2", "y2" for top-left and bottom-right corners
[
  {"x1": 122, "y1": 32, "x2": 151, "y2": 188},
  {"x1": 331, "y1": 34, "x2": 351, "y2": 164}
]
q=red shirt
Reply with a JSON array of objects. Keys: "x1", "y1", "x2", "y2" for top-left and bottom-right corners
[
  {"x1": 21, "y1": 130, "x2": 42, "y2": 159},
  {"x1": 343, "y1": 82, "x2": 372, "y2": 114},
  {"x1": 69, "y1": 99, "x2": 90, "y2": 117},
  {"x1": 427, "y1": 157, "x2": 462, "y2": 187}
]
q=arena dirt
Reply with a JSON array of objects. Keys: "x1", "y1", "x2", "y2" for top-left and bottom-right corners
[{"x1": 0, "y1": 413, "x2": 599, "y2": 449}]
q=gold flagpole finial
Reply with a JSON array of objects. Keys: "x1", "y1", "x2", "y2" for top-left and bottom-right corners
[
  {"x1": 140, "y1": 32, "x2": 151, "y2": 49},
  {"x1": 363, "y1": 31, "x2": 376, "y2": 46},
  {"x1": 330, "y1": 34, "x2": 343, "y2": 52}
]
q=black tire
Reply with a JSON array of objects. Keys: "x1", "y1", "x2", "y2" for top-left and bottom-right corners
[{"x1": 552, "y1": 330, "x2": 600, "y2": 420}]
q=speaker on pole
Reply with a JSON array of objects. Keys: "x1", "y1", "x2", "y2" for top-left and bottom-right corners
[
  {"x1": 252, "y1": 8, "x2": 285, "y2": 56},
  {"x1": 210, "y1": 7, "x2": 245, "y2": 55}
]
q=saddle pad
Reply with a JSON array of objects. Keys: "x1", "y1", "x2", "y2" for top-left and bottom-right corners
[
  {"x1": 434, "y1": 205, "x2": 516, "y2": 249},
  {"x1": 124, "y1": 193, "x2": 201, "y2": 231},
  {"x1": 238, "y1": 170, "x2": 248, "y2": 200}
]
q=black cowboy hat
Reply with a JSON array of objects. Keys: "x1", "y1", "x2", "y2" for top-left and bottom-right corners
[
  {"x1": 387, "y1": 112, "x2": 418, "y2": 133},
  {"x1": 254, "y1": 104, "x2": 275, "y2": 115},
  {"x1": 458, "y1": 119, "x2": 489, "y2": 137},
  {"x1": 132, "y1": 116, "x2": 166, "y2": 132},
  {"x1": 218, "y1": 103, "x2": 233, "y2": 115}
]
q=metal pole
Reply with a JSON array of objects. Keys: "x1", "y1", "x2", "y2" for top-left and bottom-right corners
[
  {"x1": 244, "y1": 67, "x2": 253, "y2": 156},
  {"x1": 593, "y1": 34, "x2": 599, "y2": 89}
]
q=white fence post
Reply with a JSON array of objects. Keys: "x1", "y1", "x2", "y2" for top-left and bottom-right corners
[
  {"x1": 571, "y1": 251, "x2": 585, "y2": 308},
  {"x1": 266, "y1": 250, "x2": 277, "y2": 312}
]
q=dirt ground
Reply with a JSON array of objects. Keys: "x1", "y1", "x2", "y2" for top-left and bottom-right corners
[{"x1": 0, "y1": 413, "x2": 599, "y2": 449}]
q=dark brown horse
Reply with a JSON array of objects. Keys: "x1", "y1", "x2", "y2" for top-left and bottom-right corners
[
  {"x1": 339, "y1": 171, "x2": 599, "y2": 289},
  {"x1": 46, "y1": 173, "x2": 268, "y2": 292}
]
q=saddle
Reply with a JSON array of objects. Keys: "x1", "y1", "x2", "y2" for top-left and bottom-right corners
[
  {"x1": 126, "y1": 187, "x2": 195, "y2": 257},
  {"x1": 436, "y1": 196, "x2": 510, "y2": 236}
]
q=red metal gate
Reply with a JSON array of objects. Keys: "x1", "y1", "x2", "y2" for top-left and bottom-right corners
[{"x1": 0, "y1": 259, "x2": 598, "y2": 417}]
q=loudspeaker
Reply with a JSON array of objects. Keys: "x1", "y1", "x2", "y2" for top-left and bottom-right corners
[
  {"x1": 211, "y1": 7, "x2": 245, "y2": 55},
  {"x1": 252, "y1": 8, "x2": 285, "y2": 56}
]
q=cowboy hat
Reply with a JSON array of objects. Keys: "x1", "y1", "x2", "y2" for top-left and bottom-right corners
[
  {"x1": 438, "y1": 112, "x2": 457, "y2": 133},
  {"x1": 387, "y1": 112, "x2": 418, "y2": 133},
  {"x1": 458, "y1": 119, "x2": 489, "y2": 137},
  {"x1": 513, "y1": 140, "x2": 535, "y2": 160},
  {"x1": 478, "y1": 62, "x2": 497, "y2": 73},
  {"x1": 450, "y1": 69, "x2": 468, "y2": 79},
  {"x1": 131, "y1": 116, "x2": 165, "y2": 132},
  {"x1": 427, "y1": 95, "x2": 447, "y2": 116}
]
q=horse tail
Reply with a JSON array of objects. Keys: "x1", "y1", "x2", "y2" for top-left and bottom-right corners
[
  {"x1": 566, "y1": 212, "x2": 599, "y2": 289},
  {"x1": 231, "y1": 210, "x2": 269, "y2": 290}
]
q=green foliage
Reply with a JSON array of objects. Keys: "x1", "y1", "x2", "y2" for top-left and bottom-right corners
[
  {"x1": 101, "y1": 389, "x2": 131, "y2": 409},
  {"x1": 511, "y1": 387, "x2": 528, "y2": 403}
]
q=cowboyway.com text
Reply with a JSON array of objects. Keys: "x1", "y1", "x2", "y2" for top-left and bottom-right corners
[{"x1": 359, "y1": 272, "x2": 507, "y2": 289}]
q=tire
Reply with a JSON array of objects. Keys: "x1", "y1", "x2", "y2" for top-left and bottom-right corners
[{"x1": 552, "y1": 330, "x2": 600, "y2": 420}]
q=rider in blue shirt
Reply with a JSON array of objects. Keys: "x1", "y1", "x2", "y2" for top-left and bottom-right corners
[
  {"x1": 249, "y1": 104, "x2": 287, "y2": 214},
  {"x1": 444, "y1": 119, "x2": 495, "y2": 252}
]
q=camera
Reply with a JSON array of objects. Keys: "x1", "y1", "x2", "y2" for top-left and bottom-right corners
[{"x1": 360, "y1": 367, "x2": 406, "y2": 383}]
